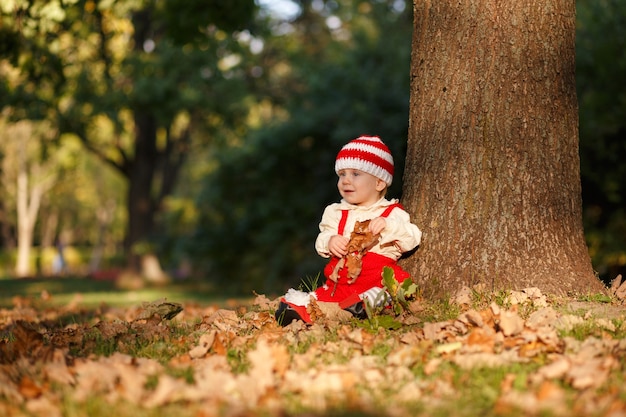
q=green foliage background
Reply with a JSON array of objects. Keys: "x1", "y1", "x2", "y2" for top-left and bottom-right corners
[
  {"x1": 178, "y1": 1, "x2": 413, "y2": 294},
  {"x1": 0, "y1": 0, "x2": 624, "y2": 294},
  {"x1": 576, "y1": 0, "x2": 626, "y2": 281}
]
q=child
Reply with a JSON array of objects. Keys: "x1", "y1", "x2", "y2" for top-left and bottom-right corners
[{"x1": 276, "y1": 135, "x2": 422, "y2": 325}]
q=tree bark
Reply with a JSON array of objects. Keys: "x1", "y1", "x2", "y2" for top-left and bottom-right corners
[
  {"x1": 124, "y1": 9, "x2": 161, "y2": 273},
  {"x1": 125, "y1": 111, "x2": 159, "y2": 270},
  {"x1": 402, "y1": 0, "x2": 605, "y2": 296},
  {"x1": 15, "y1": 151, "x2": 35, "y2": 277},
  {"x1": 15, "y1": 139, "x2": 51, "y2": 277},
  {"x1": 0, "y1": 148, "x2": 15, "y2": 250}
]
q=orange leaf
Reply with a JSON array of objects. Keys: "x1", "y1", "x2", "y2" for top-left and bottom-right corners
[
  {"x1": 211, "y1": 333, "x2": 228, "y2": 356},
  {"x1": 18, "y1": 376, "x2": 43, "y2": 399},
  {"x1": 467, "y1": 328, "x2": 495, "y2": 353}
]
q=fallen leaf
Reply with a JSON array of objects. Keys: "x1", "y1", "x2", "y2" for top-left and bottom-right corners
[
  {"x1": 423, "y1": 321, "x2": 450, "y2": 341},
  {"x1": 435, "y1": 342, "x2": 462, "y2": 355},
  {"x1": 252, "y1": 293, "x2": 275, "y2": 310},
  {"x1": 525, "y1": 307, "x2": 559, "y2": 330},
  {"x1": 498, "y1": 310, "x2": 524, "y2": 337},
  {"x1": 387, "y1": 345, "x2": 422, "y2": 368},
  {"x1": 42, "y1": 349, "x2": 75, "y2": 386},
  {"x1": 461, "y1": 309, "x2": 484, "y2": 328},
  {"x1": 0, "y1": 321, "x2": 51, "y2": 364},
  {"x1": 316, "y1": 302, "x2": 354, "y2": 323},
  {"x1": 25, "y1": 396, "x2": 61, "y2": 417},
  {"x1": 567, "y1": 357, "x2": 616, "y2": 390},
  {"x1": 189, "y1": 330, "x2": 217, "y2": 359},
  {"x1": 18, "y1": 376, "x2": 42, "y2": 399},
  {"x1": 534, "y1": 358, "x2": 570, "y2": 381},
  {"x1": 466, "y1": 327, "x2": 495, "y2": 353},
  {"x1": 424, "y1": 358, "x2": 443, "y2": 375},
  {"x1": 135, "y1": 299, "x2": 183, "y2": 322},
  {"x1": 453, "y1": 286, "x2": 473, "y2": 306},
  {"x1": 204, "y1": 309, "x2": 239, "y2": 328}
]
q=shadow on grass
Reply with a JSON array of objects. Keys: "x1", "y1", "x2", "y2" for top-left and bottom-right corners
[{"x1": 0, "y1": 276, "x2": 250, "y2": 310}]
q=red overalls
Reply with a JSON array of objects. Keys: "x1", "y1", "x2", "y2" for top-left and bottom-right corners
[{"x1": 315, "y1": 203, "x2": 411, "y2": 307}]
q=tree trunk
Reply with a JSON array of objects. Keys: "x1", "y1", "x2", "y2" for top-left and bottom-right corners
[
  {"x1": 15, "y1": 139, "x2": 49, "y2": 277},
  {"x1": 125, "y1": 111, "x2": 158, "y2": 271},
  {"x1": 0, "y1": 147, "x2": 15, "y2": 250},
  {"x1": 40, "y1": 209, "x2": 59, "y2": 249},
  {"x1": 402, "y1": 0, "x2": 605, "y2": 297},
  {"x1": 15, "y1": 159, "x2": 35, "y2": 277},
  {"x1": 123, "y1": 9, "x2": 160, "y2": 274}
]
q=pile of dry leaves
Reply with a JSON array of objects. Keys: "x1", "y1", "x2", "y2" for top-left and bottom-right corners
[{"x1": 0, "y1": 286, "x2": 625, "y2": 417}]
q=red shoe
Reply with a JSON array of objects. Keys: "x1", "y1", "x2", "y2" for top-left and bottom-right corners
[{"x1": 275, "y1": 301, "x2": 310, "y2": 326}]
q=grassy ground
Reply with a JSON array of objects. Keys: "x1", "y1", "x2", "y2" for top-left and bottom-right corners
[
  {"x1": 0, "y1": 276, "x2": 249, "y2": 310},
  {"x1": 1, "y1": 278, "x2": 625, "y2": 417}
]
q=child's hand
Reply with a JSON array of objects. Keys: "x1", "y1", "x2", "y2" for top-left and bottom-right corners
[
  {"x1": 328, "y1": 235, "x2": 348, "y2": 258},
  {"x1": 368, "y1": 217, "x2": 386, "y2": 235}
]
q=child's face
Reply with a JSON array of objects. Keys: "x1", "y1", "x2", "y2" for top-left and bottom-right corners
[{"x1": 337, "y1": 169, "x2": 387, "y2": 206}]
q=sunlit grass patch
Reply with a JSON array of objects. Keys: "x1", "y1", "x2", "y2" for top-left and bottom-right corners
[
  {"x1": 576, "y1": 293, "x2": 613, "y2": 303},
  {"x1": 0, "y1": 276, "x2": 246, "y2": 309},
  {"x1": 419, "y1": 297, "x2": 461, "y2": 323},
  {"x1": 559, "y1": 317, "x2": 626, "y2": 341}
]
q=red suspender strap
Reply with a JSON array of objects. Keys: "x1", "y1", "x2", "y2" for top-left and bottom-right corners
[
  {"x1": 338, "y1": 203, "x2": 403, "y2": 235},
  {"x1": 380, "y1": 203, "x2": 404, "y2": 218},
  {"x1": 337, "y1": 210, "x2": 349, "y2": 235}
]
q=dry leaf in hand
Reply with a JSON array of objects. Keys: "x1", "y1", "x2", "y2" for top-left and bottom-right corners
[{"x1": 330, "y1": 219, "x2": 380, "y2": 285}]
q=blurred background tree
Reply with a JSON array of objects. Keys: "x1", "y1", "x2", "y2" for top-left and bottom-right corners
[
  {"x1": 0, "y1": 0, "x2": 624, "y2": 293},
  {"x1": 177, "y1": 0, "x2": 413, "y2": 294},
  {"x1": 1, "y1": 0, "x2": 257, "y2": 278},
  {"x1": 576, "y1": 0, "x2": 626, "y2": 282}
]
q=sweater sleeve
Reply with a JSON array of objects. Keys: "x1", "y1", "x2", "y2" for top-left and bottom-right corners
[
  {"x1": 315, "y1": 204, "x2": 341, "y2": 258},
  {"x1": 378, "y1": 207, "x2": 422, "y2": 254}
]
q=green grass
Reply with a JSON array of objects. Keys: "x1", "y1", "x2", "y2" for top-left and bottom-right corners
[
  {"x1": 0, "y1": 276, "x2": 250, "y2": 309},
  {"x1": 559, "y1": 316, "x2": 626, "y2": 341},
  {"x1": 576, "y1": 293, "x2": 613, "y2": 303}
]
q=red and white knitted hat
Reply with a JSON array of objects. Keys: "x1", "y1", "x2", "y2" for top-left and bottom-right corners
[{"x1": 335, "y1": 135, "x2": 394, "y2": 186}]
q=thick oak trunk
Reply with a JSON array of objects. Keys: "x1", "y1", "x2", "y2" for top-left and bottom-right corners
[{"x1": 402, "y1": 0, "x2": 605, "y2": 296}]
